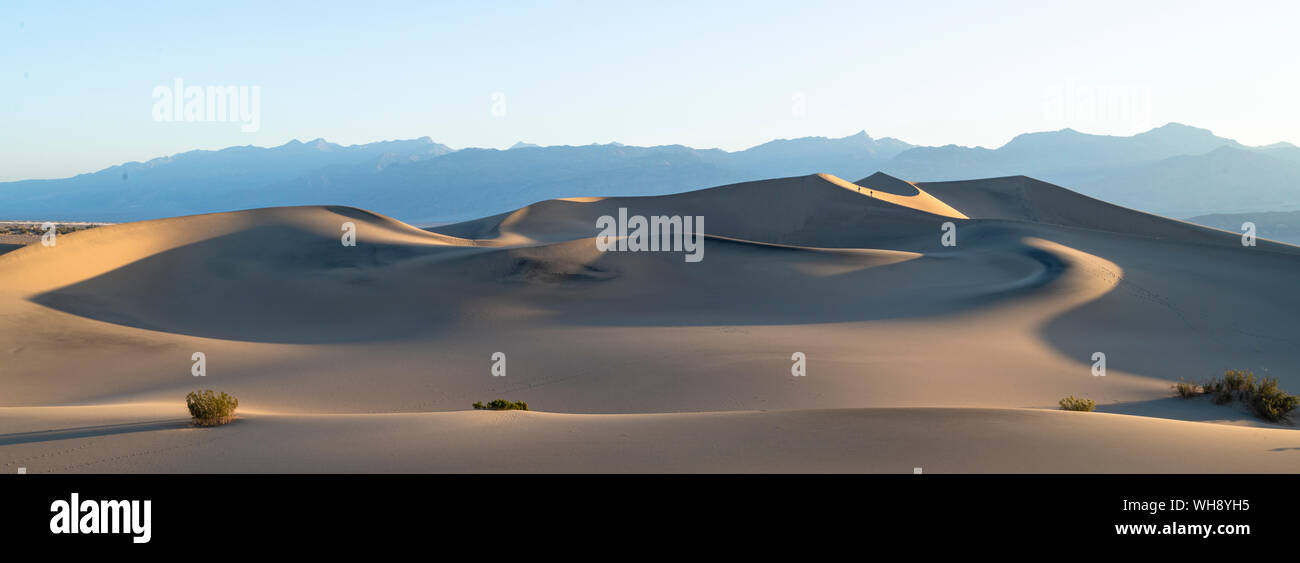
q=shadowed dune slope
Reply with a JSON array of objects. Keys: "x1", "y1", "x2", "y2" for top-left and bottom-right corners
[{"x1": 907, "y1": 175, "x2": 1300, "y2": 252}]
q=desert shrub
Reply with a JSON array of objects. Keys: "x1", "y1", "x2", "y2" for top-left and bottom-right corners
[
  {"x1": 185, "y1": 390, "x2": 239, "y2": 426},
  {"x1": 472, "y1": 399, "x2": 528, "y2": 411},
  {"x1": 1199, "y1": 370, "x2": 1299, "y2": 423},
  {"x1": 1249, "y1": 377, "x2": 1300, "y2": 423},
  {"x1": 1058, "y1": 396, "x2": 1096, "y2": 412},
  {"x1": 1173, "y1": 379, "x2": 1203, "y2": 399},
  {"x1": 1204, "y1": 370, "x2": 1255, "y2": 404},
  {"x1": 1221, "y1": 370, "x2": 1255, "y2": 393}
]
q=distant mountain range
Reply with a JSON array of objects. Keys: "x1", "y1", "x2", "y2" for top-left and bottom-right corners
[
  {"x1": 1187, "y1": 210, "x2": 1300, "y2": 246},
  {"x1": 2, "y1": 123, "x2": 1297, "y2": 224}
]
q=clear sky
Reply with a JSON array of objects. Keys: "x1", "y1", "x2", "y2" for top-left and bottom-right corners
[{"x1": 3, "y1": 0, "x2": 1298, "y2": 180}]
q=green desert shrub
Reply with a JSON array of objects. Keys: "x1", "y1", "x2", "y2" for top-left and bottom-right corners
[
  {"x1": 1248, "y1": 377, "x2": 1300, "y2": 423},
  {"x1": 1204, "y1": 370, "x2": 1255, "y2": 404},
  {"x1": 186, "y1": 390, "x2": 239, "y2": 426},
  {"x1": 1195, "y1": 370, "x2": 1299, "y2": 423},
  {"x1": 1219, "y1": 369, "x2": 1254, "y2": 393},
  {"x1": 1173, "y1": 379, "x2": 1203, "y2": 399},
  {"x1": 1058, "y1": 396, "x2": 1096, "y2": 412},
  {"x1": 472, "y1": 399, "x2": 529, "y2": 411}
]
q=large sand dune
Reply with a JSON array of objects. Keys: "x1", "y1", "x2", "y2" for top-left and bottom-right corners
[{"x1": 2, "y1": 173, "x2": 1298, "y2": 472}]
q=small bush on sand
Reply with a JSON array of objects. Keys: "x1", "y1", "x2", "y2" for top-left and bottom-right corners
[
  {"x1": 1206, "y1": 369, "x2": 1255, "y2": 396},
  {"x1": 1173, "y1": 379, "x2": 1203, "y2": 399},
  {"x1": 472, "y1": 399, "x2": 528, "y2": 411},
  {"x1": 1190, "y1": 370, "x2": 1300, "y2": 423},
  {"x1": 186, "y1": 390, "x2": 239, "y2": 426},
  {"x1": 1247, "y1": 377, "x2": 1300, "y2": 423},
  {"x1": 1058, "y1": 396, "x2": 1096, "y2": 412}
]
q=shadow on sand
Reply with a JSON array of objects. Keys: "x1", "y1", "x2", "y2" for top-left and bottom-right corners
[
  {"x1": 1094, "y1": 396, "x2": 1296, "y2": 428},
  {"x1": 0, "y1": 419, "x2": 195, "y2": 446}
]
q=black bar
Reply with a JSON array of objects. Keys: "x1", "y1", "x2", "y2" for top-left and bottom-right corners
[{"x1": 3, "y1": 474, "x2": 1286, "y2": 549}]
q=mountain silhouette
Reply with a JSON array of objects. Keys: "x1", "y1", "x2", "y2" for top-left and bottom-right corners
[{"x1": 1, "y1": 124, "x2": 1296, "y2": 223}]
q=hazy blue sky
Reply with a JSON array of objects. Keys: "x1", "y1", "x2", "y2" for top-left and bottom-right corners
[{"x1": 3, "y1": 0, "x2": 1298, "y2": 180}]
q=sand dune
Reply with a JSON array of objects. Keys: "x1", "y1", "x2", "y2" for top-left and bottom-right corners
[
  {"x1": 3, "y1": 404, "x2": 1297, "y2": 473},
  {"x1": 2, "y1": 172, "x2": 1298, "y2": 472}
]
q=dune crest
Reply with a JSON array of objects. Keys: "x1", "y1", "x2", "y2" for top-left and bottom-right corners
[{"x1": 819, "y1": 172, "x2": 968, "y2": 219}]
